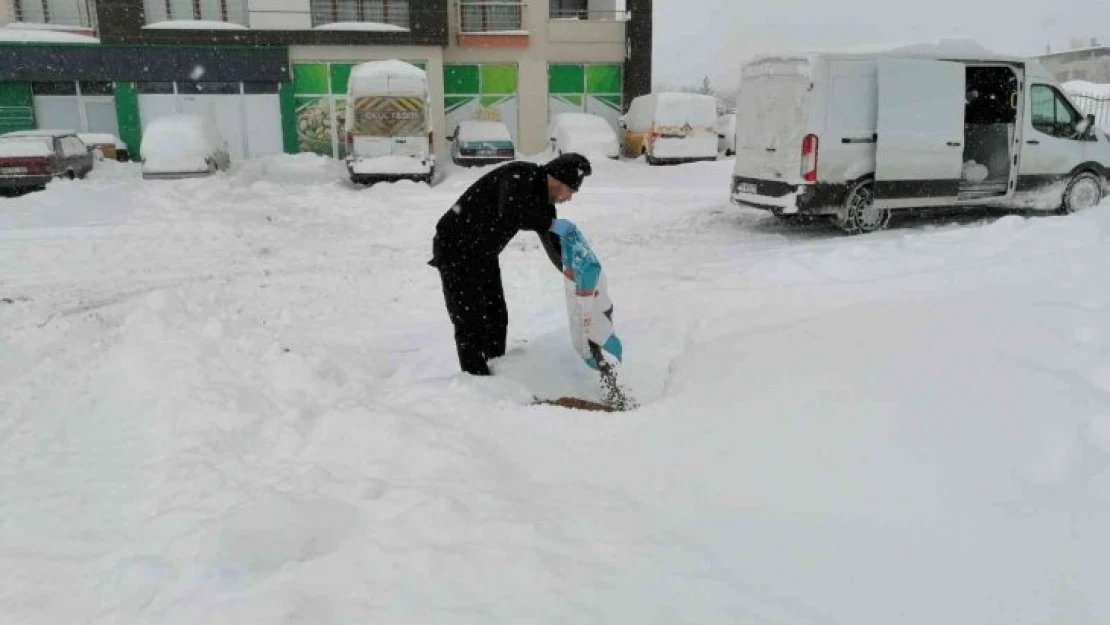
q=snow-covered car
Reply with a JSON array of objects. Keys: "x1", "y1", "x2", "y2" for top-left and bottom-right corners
[
  {"x1": 77, "y1": 133, "x2": 130, "y2": 162},
  {"x1": 141, "y1": 114, "x2": 231, "y2": 180},
  {"x1": 448, "y1": 121, "x2": 515, "y2": 167},
  {"x1": 547, "y1": 113, "x2": 619, "y2": 159},
  {"x1": 0, "y1": 130, "x2": 93, "y2": 193},
  {"x1": 716, "y1": 113, "x2": 737, "y2": 156}
]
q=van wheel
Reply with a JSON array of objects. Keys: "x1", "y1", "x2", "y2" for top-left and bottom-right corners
[
  {"x1": 1059, "y1": 172, "x2": 1102, "y2": 214},
  {"x1": 834, "y1": 181, "x2": 890, "y2": 234}
]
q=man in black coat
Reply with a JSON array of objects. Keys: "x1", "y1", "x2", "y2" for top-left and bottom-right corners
[{"x1": 429, "y1": 153, "x2": 593, "y2": 375}]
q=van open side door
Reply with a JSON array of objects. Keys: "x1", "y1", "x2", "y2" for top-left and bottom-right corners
[{"x1": 874, "y1": 59, "x2": 966, "y2": 209}]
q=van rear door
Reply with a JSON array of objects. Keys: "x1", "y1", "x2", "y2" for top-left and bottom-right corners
[
  {"x1": 349, "y1": 92, "x2": 428, "y2": 158},
  {"x1": 734, "y1": 58, "x2": 811, "y2": 183},
  {"x1": 874, "y1": 59, "x2": 965, "y2": 208}
]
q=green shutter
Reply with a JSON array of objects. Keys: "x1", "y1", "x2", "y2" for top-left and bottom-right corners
[
  {"x1": 0, "y1": 82, "x2": 35, "y2": 134},
  {"x1": 445, "y1": 65, "x2": 480, "y2": 95},
  {"x1": 113, "y1": 82, "x2": 141, "y2": 160},
  {"x1": 279, "y1": 81, "x2": 298, "y2": 154},
  {"x1": 293, "y1": 63, "x2": 330, "y2": 95},
  {"x1": 549, "y1": 64, "x2": 585, "y2": 95},
  {"x1": 586, "y1": 64, "x2": 622, "y2": 94},
  {"x1": 480, "y1": 64, "x2": 518, "y2": 95},
  {"x1": 329, "y1": 63, "x2": 355, "y2": 95}
]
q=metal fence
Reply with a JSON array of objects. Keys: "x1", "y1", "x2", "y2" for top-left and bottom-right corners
[
  {"x1": 1066, "y1": 91, "x2": 1110, "y2": 131},
  {"x1": 458, "y1": 1, "x2": 524, "y2": 33},
  {"x1": 549, "y1": 9, "x2": 629, "y2": 20},
  {"x1": 13, "y1": 0, "x2": 97, "y2": 29}
]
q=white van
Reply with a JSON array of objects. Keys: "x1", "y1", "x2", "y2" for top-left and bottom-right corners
[
  {"x1": 730, "y1": 41, "x2": 1110, "y2": 233},
  {"x1": 620, "y1": 92, "x2": 718, "y2": 164},
  {"x1": 344, "y1": 60, "x2": 435, "y2": 185}
]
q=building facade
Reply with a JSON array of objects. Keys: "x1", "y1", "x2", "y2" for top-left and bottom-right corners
[
  {"x1": 0, "y1": 0, "x2": 651, "y2": 160},
  {"x1": 1035, "y1": 47, "x2": 1110, "y2": 84}
]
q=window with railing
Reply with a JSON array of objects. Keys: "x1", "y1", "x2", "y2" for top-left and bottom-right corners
[
  {"x1": 13, "y1": 0, "x2": 97, "y2": 28},
  {"x1": 310, "y1": 0, "x2": 411, "y2": 28},
  {"x1": 143, "y1": 0, "x2": 249, "y2": 25},
  {"x1": 459, "y1": 1, "x2": 523, "y2": 33},
  {"x1": 549, "y1": 0, "x2": 628, "y2": 20}
]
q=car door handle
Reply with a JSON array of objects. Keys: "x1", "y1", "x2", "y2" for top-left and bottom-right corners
[
  {"x1": 1026, "y1": 140, "x2": 1040, "y2": 145},
  {"x1": 946, "y1": 141, "x2": 961, "y2": 147}
]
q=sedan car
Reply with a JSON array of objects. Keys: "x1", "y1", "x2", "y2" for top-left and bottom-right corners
[
  {"x1": 141, "y1": 114, "x2": 231, "y2": 180},
  {"x1": 547, "y1": 113, "x2": 619, "y2": 159},
  {"x1": 0, "y1": 130, "x2": 94, "y2": 194},
  {"x1": 448, "y1": 121, "x2": 515, "y2": 167}
]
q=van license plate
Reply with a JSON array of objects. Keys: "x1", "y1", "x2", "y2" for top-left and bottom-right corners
[
  {"x1": 736, "y1": 182, "x2": 758, "y2": 194},
  {"x1": 1, "y1": 167, "x2": 27, "y2": 175}
]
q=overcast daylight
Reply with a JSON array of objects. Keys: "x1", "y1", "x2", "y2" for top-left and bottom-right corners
[
  {"x1": 655, "y1": 0, "x2": 1110, "y2": 89},
  {"x1": 3, "y1": 0, "x2": 1110, "y2": 622}
]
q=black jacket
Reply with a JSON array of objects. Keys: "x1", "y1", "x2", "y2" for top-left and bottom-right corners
[{"x1": 430, "y1": 161, "x2": 562, "y2": 270}]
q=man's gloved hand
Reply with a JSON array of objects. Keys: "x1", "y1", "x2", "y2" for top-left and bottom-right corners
[{"x1": 550, "y1": 218, "x2": 577, "y2": 237}]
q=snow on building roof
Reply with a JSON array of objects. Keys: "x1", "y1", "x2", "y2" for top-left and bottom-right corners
[
  {"x1": 312, "y1": 21, "x2": 409, "y2": 32},
  {"x1": 751, "y1": 38, "x2": 1024, "y2": 65},
  {"x1": 0, "y1": 26, "x2": 99, "y2": 43},
  {"x1": 142, "y1": 20, "x2": 248, "y2": 30}
]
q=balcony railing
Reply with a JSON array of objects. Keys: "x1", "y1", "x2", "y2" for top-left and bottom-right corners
[
  {"x1": 309, "y1": 0, "x2": 411, "y2": 28},
  {"x1": 549, "y1": 9, "x2": 629, "y2": 20},
  {"x1": 458, "y1": 1, "x2": 524, "y2": 33},
  {"x1": 12, "y1": 0, "x2": 97, "y2": 29},
  {"x1": 142, "y1": 0, "x2": 248, "y2": 26}
]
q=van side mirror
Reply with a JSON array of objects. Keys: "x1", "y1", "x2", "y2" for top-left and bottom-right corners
[{"x1": 1077, "y1": 113, "x2": 1096, "y2": 137}]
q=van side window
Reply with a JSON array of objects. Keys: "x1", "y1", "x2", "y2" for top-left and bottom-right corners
[{"x1": 1031, "y1": 84, "x2": 1082, "y2": 139}]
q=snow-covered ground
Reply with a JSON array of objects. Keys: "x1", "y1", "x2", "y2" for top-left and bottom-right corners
[{"x1": 2, "y1": 154, "x2": 1108, "y2": 624}]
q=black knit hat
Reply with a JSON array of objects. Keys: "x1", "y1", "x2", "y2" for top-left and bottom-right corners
[{"x1": 543, "y1": 153, "x2": 592, "y2": 191}]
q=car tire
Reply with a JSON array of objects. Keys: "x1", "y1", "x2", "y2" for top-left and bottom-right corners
[
  {"x1": 64, "y1": 170, "x2": 75, "y2": 180},
  {"x1": 834, "y1": 180, "x2": 891, "y2": 235},
  {"x1": 1058, "y1": 171, "x2": 1102, "y2": 215}
]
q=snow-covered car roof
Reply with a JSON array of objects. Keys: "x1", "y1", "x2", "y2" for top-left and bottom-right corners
[
  {"x1": 4, "y1": 129, "x2": 78, "y2": 139},
  {"x1": 347, "y1": 60, "x2": 427, "y2": 95},
  {"x1": 141, "y1": 114, "x2": 223, "y2": 173},
  {"x1": 456, "y1": 121, "x2": 513, "y2": 142},
  {"x1": 0, "y1": 135, "x2": 55, "y2": 157}
]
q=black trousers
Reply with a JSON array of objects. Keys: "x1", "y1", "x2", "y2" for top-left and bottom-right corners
[{"x1": 437, "y1": 258, "x2": 508, "y2": 375}]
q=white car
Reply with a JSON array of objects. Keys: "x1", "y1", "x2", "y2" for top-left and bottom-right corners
[
  {"x1": 141, "y1": 114, "x2": 230, "y2": 180},
  {"x1": 449, "y1": 120, "x2": 516, "y2": 167},
  {"x1": 547, "y1": 113, "x2": 620, "y2": 159}
]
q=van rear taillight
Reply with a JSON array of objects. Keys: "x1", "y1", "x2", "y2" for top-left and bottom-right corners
[{"x1": 801, "y1": 134, "x2": 818, "y2": 182}]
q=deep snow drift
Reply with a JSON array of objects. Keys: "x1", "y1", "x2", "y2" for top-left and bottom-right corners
[{"x1": 1, "y1": 154, "x2": 1109, "y2": 624}]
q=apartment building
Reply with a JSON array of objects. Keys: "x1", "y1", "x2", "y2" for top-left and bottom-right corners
[{"x1": 0, "y1": 0, "x2": 651, "y2": 160}]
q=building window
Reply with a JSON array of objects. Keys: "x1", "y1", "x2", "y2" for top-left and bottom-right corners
[
  {"x1": 310, "y1": 0, "x2": 411, "y2": 28},
  {"x1": 459, "y1": 0, "x2": 523, "y2": 32},
  {"x1": 143, "y1": 0, "x2": 247, "y2": 25},
  {"x1": 13, "y1": 0, "x2": 97, "y2": 28},
  {"x1": 550, "y1": 0, "x2": 586, "y2": 19}
]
